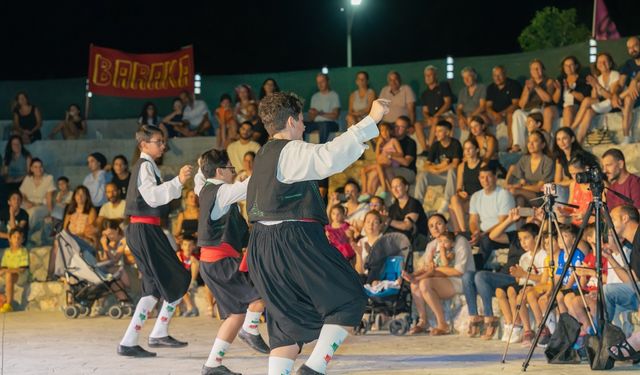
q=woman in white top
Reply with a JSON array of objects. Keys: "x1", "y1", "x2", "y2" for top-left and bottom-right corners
[
  {"x1": 572, "y1": 53, "x2": 621, "y2": 143},
  {"x1": 19, "y1": 158, "x2": 55, "y2": 240},
  {"x1": 346, "y1": 71, "x2": 376, "y2": 127}
]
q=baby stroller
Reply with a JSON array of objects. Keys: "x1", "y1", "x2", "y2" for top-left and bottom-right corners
[
  {"x1": 53, "y1": 229, "x2": 134, "y2": 319},
  {"x1": 356, "y1": 232, "x2": 414, "y2": 336}
]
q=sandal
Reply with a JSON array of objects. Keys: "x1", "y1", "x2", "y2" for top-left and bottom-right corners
[
  {"x1": 481, "y1": 317, "x2": 500, "y2": 340},
  {"x1": 430, "y1": 325, "x2": 450, "y2": 336},
  {"x1": 608, "y1": 338, "x2": 640, "y2": 362},
  {"x1": 467, "y1": 316, "x2": 483, "y2": 338},
  {"x1": 408, "y1": 320, "x2": 427, "y2": 335}
]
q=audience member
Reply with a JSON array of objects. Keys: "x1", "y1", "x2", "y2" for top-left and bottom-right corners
[
  {"x1": 19, "y1": 158, "x2": 54, "y2": 243},
  {"x1": 214, "y1": 93, "x2": 237, "y2": 147},
  {"x1": 414, "y1": 120, "x2": 462, "y2": 211},
  {"x1": 96, "y1": 182, "x2": 126, "y2": 228},
  {"x1": 11, "y1": 92, "x2": 42, "y2": 144},
  {"x1": 390, "y1": 116, "x2": 417, "y2": 185},
  {"x1": 387, "y1": 176, "x2": 428, "y2": 241},
  {"x1": 109, "y1": 155, "x2": 130, "y2": 200},
  {"x1": 467, "y1": 116, "x2": 500, "y2": 172},
  {"x1": 0, "y1": 192, "x2": 29, "y2": 249},
  {"x1": 83, "y1": 152, "x2": 109, "y2": 208},
  {"x1": 456, "y1": 67, "x2": 487, "y2": 132},
  {"x1": 236, "y1": 151, "x2": 255, "y2": 182},
  {"x1": 258, "y1": 78, "x2": 280, "y2": 101},
  {"x1": 304, "y1": 73, "x2": 340, "y2": 144},
  {"x1": 180, "y1": 90, "x2": 212, "y2": 136},
  {"x1": 614, "y1": 36, "x2": 640, "y2": 144},
  {"x1": 0, "y1": 229, "x2": 29, "y2": 313},
  {"x1": 176, "y1": 235, "x2": 200, "y2": 317},
  {"x1": 486, "y1": 66, "x2": 521, "y2": 148},
  {"x1": 51, "y1": 176, "x2": 72, "y2": 225},
  {"x1": 325, "y1": 204, "x2": 356, "y2": 261},
  {"x1": 354, "y1": 210, "x2": 384, "y2": 277},
  {"x1": 346, "y1": 71, "x2": 376, "y2": 127},
  {"x1": 449, "y1": 138, "x2": 484, "y2": 233},
  {"x1": 97, "y1": 219, "x2": 130, "y2": 302},
  {"x1": 379, "y1": 71, "x2": 416, "y2": 124},
  {"x1": 161, "y1": 98, "x2": 185, "y2": 138},
  {"x1": 415, "y1": 65, "x2": 454, "y2": 152},
  {"x1": 506, "y1": 130, "x2": 554, "y2": 205},
  {"x1": 602, "y1": 148, "x2": 640, "y2": 210},
  {"x1": 48, "y1": 104, "x2": 86, "y2": 140},
  {"x1": 561, "y1": 155, "x2": 594, "y2": 226},
  {"x1": 556, "y1": 56, "x2": 591, "y2": 127},
  {"x1": 173, "y1": 189, "x2": 199, "y2": 243},
  {"x1": 138, "y1": 102, "x2": 161, "y2": 126},
  {"x1": 360, "y1": 122, "x2": 402, "y2": 198},
  {"x1": 226, "y1": 121, "x2": 261, "y2": 172},
  {"x1": 234, "y1": 84, "x2": 257, "y2": 124},
  {"x1": 245, "y1": 102, "x2": 268, "y2": 144},
  {"x1": 552, "y1": 127, "x2": 598, "y2": 196},
  {"x1": 327, "y1": 181, "x2": 368, "y2": 233},
  {"x1": 63, "y1": 186, "x2": 98, "y2": 246},
  {"x1": 2, "y1": 135, "x2": 32, "y2": 195}
]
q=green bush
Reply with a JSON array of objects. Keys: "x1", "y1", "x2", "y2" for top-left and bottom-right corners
[{"x1": 518, "y1": 7, "x2": 591, "y2": 52}]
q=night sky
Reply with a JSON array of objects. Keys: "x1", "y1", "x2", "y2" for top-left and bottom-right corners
[{"x1": 2, "y1": 0, "x2": 639, "y2": 80}]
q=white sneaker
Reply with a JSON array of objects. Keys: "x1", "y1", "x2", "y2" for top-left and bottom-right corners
[
  {"x1": 501, "y1": 324, "x2": 512, "y2": 342},
  {"x1": 621, "y1": 135, "x2": 633, "y2": 145},
  {"x1": 509, "y1": 325, "x2": 523, "y2": 343}
]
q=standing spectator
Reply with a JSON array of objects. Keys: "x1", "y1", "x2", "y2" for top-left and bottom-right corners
[
  {"x1": 304, "y1": 73, "x2": 341, "y2": 144},
  {"x1": 48, "y1": 104, "x2": 87, "y2": 140},
  {"x1": 110, "y1": 155, "x2": 130, "y2": 200},
  {"x1": 160, "y1": 98, "x2": 185, "y2": 139},
  {"x1": 505, "y1": 130, "x2": 554, "y2": 205},
  {"x1": 2, "y1": 136, "x2": 32, "y2": 196},
  {"x1": 96, "y1": 182, "x2": 126, "y2": 229},
  {"x1": 456, "y1": 67, "x2": 488, "y2": 132},
  {"x1": 179, "y1": 90, "x2": 212, "y2": 136},
  {"x1": 226, "y1": 122, "x2": 261, "y2": 172},
  {"x1": 414, "y1": 120, "x2": 462, "y2": 211},
  {"x1": 556, "y1": 56, "x2": 591, "y2": 127},
  {"x1": 19, "y1": 158, "x2": 55, "y2": 244},
  {"x1": 415, "y1": 66, "x2": 454, "y2": 152},
  {"x1": 511, "y1": 59, "x2": 559, "y2": 152},
  {"x1": 83, "y1": 152, "x2": 110, "y2": 209},
  {"x1": 449, "y1": 139, "x2": 485, "y2": 233},
  {"x1": 614, "y1": 36, "x2": 640, "y2": 144},
  {"x1": 173, "y1": 189, "x2": 199, "y2": 243},
  {"x1": 258, "y1": 78, "x2": 280, "y2": 101},
  {"x1": 0, "y1": 192, "x2": 29, "y2": 249},
  {"x1": 234, "y1": 84, "x2": 257, "y2": 124},
  {"x1": 11, "y1": 92, "x2": 42, "y2": 144},
  {"x1": 64, "y1": 186, "x2": 98, "y2": 246},
  {"x1": 0, "y1": 229, "x2": 29, "y2": 313},
  {"x1": 215, "y1": 93, "x2": 238, "y2": 148},
  {"x1": 485, "y1": 66, "x2": 521, "y2": 149},
  {"x1": 602, "y1": 148, "x2": 640, "y2": 210},
  {"x1": 572, "y1": 52, "x2": 620, "y2": 143},
  {"x1": 346, "y1": 71, "x2": 376, "y2": 127},
  {"x1": 390, "y1": 116, "x2": 417, "y2": 186},
  {"x1": 379, "y1": 71, "x2": 416, "y2": 124},
  {"x1": 387, "y1": 176, "x2": 428, "y2": 241}
]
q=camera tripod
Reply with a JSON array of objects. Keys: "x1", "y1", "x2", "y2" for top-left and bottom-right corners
[{"x1": 521, "y1": 181, "x2": 640, "y2": 371}]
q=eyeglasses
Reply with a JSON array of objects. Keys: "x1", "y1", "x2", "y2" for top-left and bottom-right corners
[
  {"x1": 147, "y1": 140, "x2": 166, "y2": 146},
  {"x1": 220, "y1": 166, "x2": 236, "y2": 171}
]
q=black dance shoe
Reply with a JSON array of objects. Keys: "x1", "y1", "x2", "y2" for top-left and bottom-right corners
[
  {"x1": 201, "y1": 365, "x2": 242, "y2": 375},
  {"x1": 117, "y1": 345, "x2": 157, "y2": 357},
  {"x1": 148, "y1": 335, "x2": 188, "y2": 348},
  {"x1": 238, "y1": 329, "x2": 270, "y2": 354},
  {"x1": 296, "y1": 364, "x2": 323, "y2": 375}
]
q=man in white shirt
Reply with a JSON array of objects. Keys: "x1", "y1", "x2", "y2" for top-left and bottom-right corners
[
  {"x1": 304, "y1": 73, "x2": 340, "y2": 143},
  {"x1": 226, "y1": 121, "x2": 261, "y2": 171},
  {"x1": 97, "y1": 182, "x2": 126, "y2": 229},
  {"x1": 179, "y1": 90, "x2": 211, "y2": 137}
]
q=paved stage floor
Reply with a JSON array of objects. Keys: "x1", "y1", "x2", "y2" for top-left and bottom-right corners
[{"x1": 1, "y1": 311, "x2": 638, "y2": 374}]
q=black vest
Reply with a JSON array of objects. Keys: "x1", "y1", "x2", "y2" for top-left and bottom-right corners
[
  {"x1": 125, "y1": 158, "x2": 164, "y2": 217},
  {"x1": 247, "y1": 139, "x2": 328, "y2": 224},
  {"x1": 197, "y1": 182, "x2": 249, "y2": 251}
]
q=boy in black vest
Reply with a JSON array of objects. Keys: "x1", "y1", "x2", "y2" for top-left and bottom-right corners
[
  {"x1": 194, "y1": 148, "x2": 269, "y2": 375},
  {"x1": 246, "y1": 92, "x2": 389, "y2": 375},
  {"x1": 117, "y1": 124, "x2": 193, "y2": 358}
]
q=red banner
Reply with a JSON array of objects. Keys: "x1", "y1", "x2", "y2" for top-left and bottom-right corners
[{"x1": 88, "y1": 45, "x2": 194, "y2": 98}]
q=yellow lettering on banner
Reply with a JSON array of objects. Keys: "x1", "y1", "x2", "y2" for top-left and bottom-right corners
[
  {"x1": 164, "y1": 60, "x2": 177, "y2": 89},
  {"x1": 131, "y1": 62, "x2": 151, "y2": 90},
  {"x1": 91, "y1": 54, "x2": 112, "y2": 87},
  {"x1": 113, "y1": 59, "x2": 132, "y2": 89},
  {"x1": 178, "y1": 55, "x2": 191, "y2": 88},
  {"x1": 149, "y1": 63, "x2": 165, "y2": 90}
]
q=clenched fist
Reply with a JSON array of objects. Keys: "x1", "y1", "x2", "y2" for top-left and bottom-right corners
[
  {"x1": 369, "y1": 99, "x2": 391, "y2": 123},
  {"x1": 178, "y1": 165, "x2": 193, "y2": 185}
]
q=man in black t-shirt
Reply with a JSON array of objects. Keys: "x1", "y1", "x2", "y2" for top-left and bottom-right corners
[
  {"x1": 391, "y1": 116, "x2": 417, "y2": 185},
  {"x1": 414, "y1": 120, "x2": 462, "y2": 212},
  {"x1": 387, "y1": 176, "x2": 428, "y2": 240},
  {"x1": 615, "y1": 36, "x2": 640, "y2": 144},
  {"x1": 0, "y1": 191, "x2": 29, "y2": 249},
  {"x1": 486, "y1": 66, "x2": 521, "y2": 148},
  {"x1": 415, "y1": 66, "x2": 454, "y2": 152}
]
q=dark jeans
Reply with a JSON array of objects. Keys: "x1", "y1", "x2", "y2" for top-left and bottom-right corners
[
  {"x1": 303, "y1": 121, "x2": 338, "y2": 144},
  {"x1": 463, "y1": 270, "x2": 516, "y2": 317},
  {"x1": 477, "y1": 234, "x2": 509, "y2": 270}
]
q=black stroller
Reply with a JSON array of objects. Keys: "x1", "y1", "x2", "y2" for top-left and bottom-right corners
[
  {"x1": 54, "y1": 230, "x2": 134, "y2": 319},
  {"x1": 356, "y1": 232, "x2": 414, "y2": 336}
]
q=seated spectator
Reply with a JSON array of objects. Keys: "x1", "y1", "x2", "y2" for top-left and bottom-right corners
[
  {"x1": 552, "y1": 127, "x2": 599, "y2": 197},
  {"x1": 346, "y1": 71, "x2": 376, "y2": 127},
  {"x1": 387, "y1": 176, "x2": 428, "y2": 241},
  {"x1": 559, "y1": 155, "x2": 594, "y2": 226},
  {"x1": 245, "y1": 102, "x2": 269, "y2": 145},
  {"x1": 456, "y1": 67, "x2": 488, "y2": 132},
  {"x1": 402, "y1": 214, "x2": 474, "y2": 335},
  {"x1": 137, "y1": 102, "x2": 169, "y2": 139},
  {"x1": 468, "y1": 116, "x2": 500, "y2": 172},
  {"x1": 234, "y1": 84, "x2": 257, "y2": 124},
  {"x1": 524, "y1": 112, "x2": 551, "y2": 147},
  {"x1": 0, "y1": 229, "x2": 29, "y2": 312},
  {"x1": 414, "y1": 120, "x2": 462, "y2": 212},
  {"x1": 2, "y1": 135, "x2": 32, "y2": 195},
  {"x1": 354, "y1": 210, "x2": 384, "y2": 277},
  {"x1": 379, "y1": 71, "x2": 416, "y2": 124},
  {"x1": 236, "y1": 151, "x2": 255, "y2": 182},
  {"x1": 505, "y1": 130, "x2": 554, "y2": 205},
  {"x1": 360, "y1": 122, "x2": 403, "y2": 198},
  {"x1": 11, "y1": 92, "x2": 42, "y2": 144},
  {"x1": 602, "y1": 148, "x2": 640, "y2": 210},
  {"x1": 109, "y1": 155, "x2": 130, "y2": 200},
  {"x1": 367, "y1": 196, "x2": 388, "y2": 223},
  {"x1": 415, "y1": 65, "x2": 454, "y2": 152},
  {"x1": 51, "y1": 176, "x2": 72, "y2": 226},
  {"x1": 389, "y1": 116, "x2": 417, "y2": 185},
  {"x1": 325, "y1": 204, "x2": 356, "y2": 261},
  {"x1": 469, "y1": 166, "x2": 516, "y2": 266},
  {"x1": 173, "y1": 189, "x2": 199, "y2": 243},
  {"x1": 327, "y1": 180, "x2": 369, "y2": 233},
  {"x1": 0, "y1": 192, "x2": 29, "y2": 249},
  {"x1": 179, "y1": 90, "x2": 212, "y2": 136},
  {"x1": 96, "y1": 182, "x2": 125, "y2": 229},
  {"x1": 511, "y1": 59, "x2": 559, "y2": 152},
  {"x1": 83, "y1": 152, "x2": 109, "y2": 209},
  {"x1": 258, "y1": 78, "x2": 280, "y2": 101},
  {"x1": 227, "y1": 121, "x2": 261, "y2": 172},
  {"x1": 176, "y1": 235, "x2": 200, "y2": 317},
  {"x1": 63, "y1": 186, "x2": 98, "y2": 246},
  {"x1": 214, "y1": 93, "x2": 237, "y2": 148},
  {"x1": 572, "y1": 52, "x2": 621, "y2": 143},
  {"x1": 613, "y1": 36, "x2": 640, "y2": 145},
  {"x1": 19, "y1": 158, "x2": 55, "y2": 244},
  {"x1": 449, "y1": 139, "x2": 485, "y2": 233},
  {"x1": 486, "y1": 66, "x2": 521, "y2": 148},
  {"x1": 160, "y1": 98, "x2": 185, "y2": 138},
  {"x1": 304, "y1": 73, "x2": 340, "y2": 144},
  {"x1": 48, "y1": 104, "x2": 87, "y2": 140},
  {"x1": 555, "y1": 56, "x2": 591, "y2": 128},
  {"x1": 97, "y1": 219, "x2": 130, "y2": 302}
]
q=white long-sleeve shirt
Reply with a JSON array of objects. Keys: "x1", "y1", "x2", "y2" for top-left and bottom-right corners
[
  {"x1": 194, "y1": 170, "x2": 250, "y2": 220},
  {"x1": 137, "y1": 152, "x2": 183, "y2": 208}
]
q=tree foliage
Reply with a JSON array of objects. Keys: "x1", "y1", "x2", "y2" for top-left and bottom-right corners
[{"x1": 518, "y1": 7, "x2": 591, "y2": 52}]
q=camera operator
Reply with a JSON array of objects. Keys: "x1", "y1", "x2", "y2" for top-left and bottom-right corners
[
  {"x1": 602, "y1": 148, "x2": 640, "y2": 210},
  {"x1": 326, "y1": 180, "x2": 368, "y2": 234}
]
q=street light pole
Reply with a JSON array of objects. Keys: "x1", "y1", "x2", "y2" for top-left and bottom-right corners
[{"x1": 346, "y1": 0, "x2": 361, "y2": 68}]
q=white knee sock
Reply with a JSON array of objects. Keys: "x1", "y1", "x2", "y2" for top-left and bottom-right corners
[
  {"x1": 149, "y1": 298, "x2": 181, "y2": 338},
  {"x1": 119, "y1": 295, "x2": 158, "y2": 347},
  {"x1": 242, "y1": 310, "x2": 262, "y2": 335},
  {"x1": 305, "y1": 324, "x2": 348, "y2": 374},
  {"x1": 205, "y1": 338, "x2": 230, "y2": 367},
  {"x1": 268, "y1": 356, "x2": 294, "y2": 375}
]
